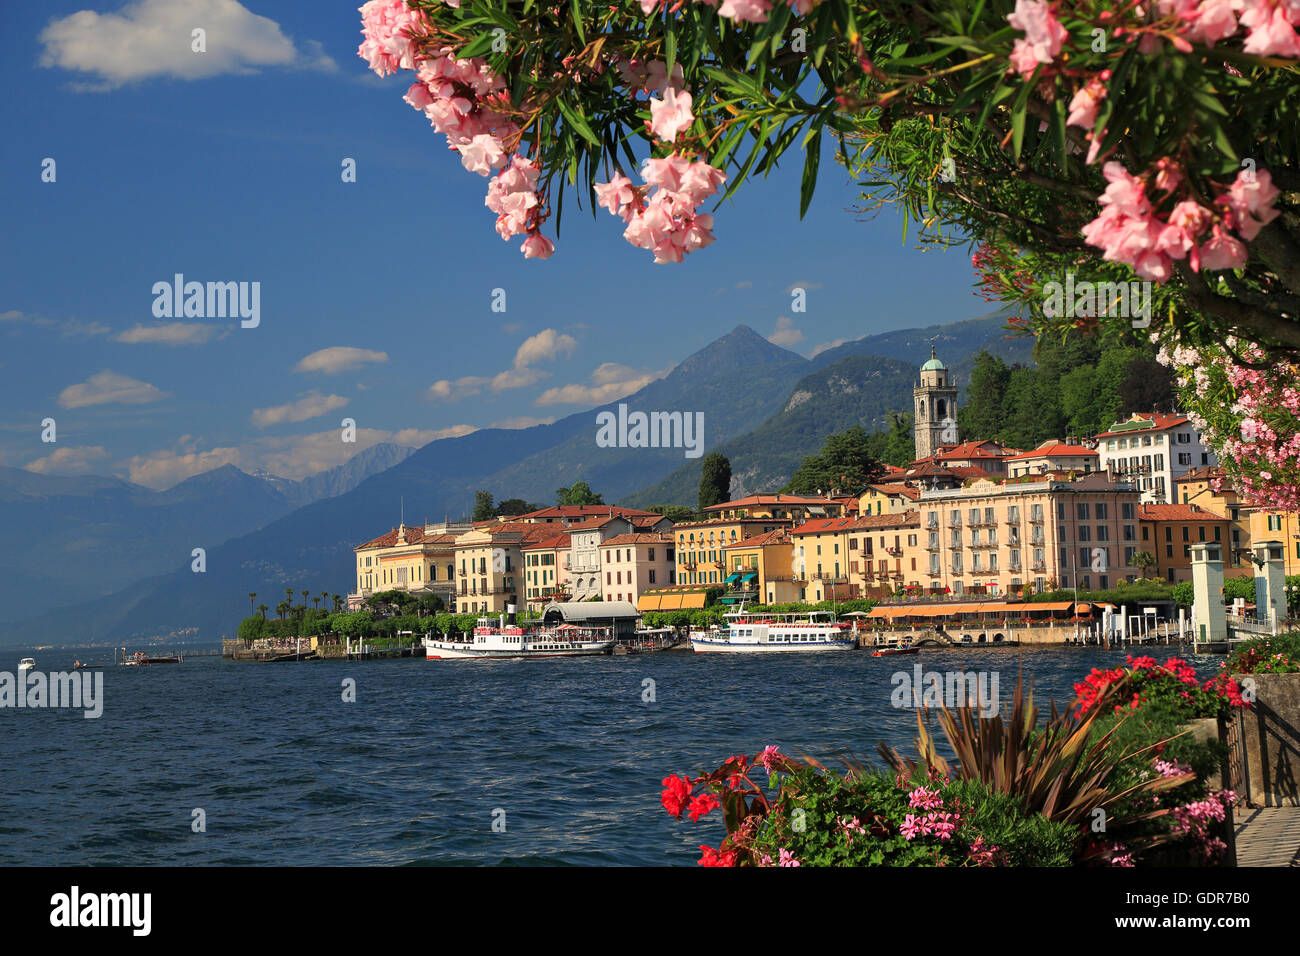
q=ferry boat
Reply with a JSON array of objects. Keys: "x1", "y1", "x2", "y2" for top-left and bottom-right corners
[
  {"x1": 424, "y1": 609, "x2": 614, "y2": 660},
  {"x1": 692, "y1": 608, "x2": 857, "y2": 653}
]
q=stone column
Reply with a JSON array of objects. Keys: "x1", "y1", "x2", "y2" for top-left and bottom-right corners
[
  {"x1": 1190, "y1": 541, "x2": 1226, "y2": 646},
  {"x1": 1251, "y1": 539, "x2": 1286, "y2": 635}
]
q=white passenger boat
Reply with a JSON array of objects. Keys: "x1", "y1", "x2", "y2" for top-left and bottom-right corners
[
  {"x1": 691, "y1": 608, "x2": 857, "y2": 653},
  {"x1": 18, "y1": 657, "x2": 35, "y2": 672},
  {"x1": 424, "y1": 610, "x2": 614, "y2": 660}
]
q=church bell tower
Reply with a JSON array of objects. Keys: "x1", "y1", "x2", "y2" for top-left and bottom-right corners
[{"x1": 913, "y1": 346, "x2": 958, "y2": 460}]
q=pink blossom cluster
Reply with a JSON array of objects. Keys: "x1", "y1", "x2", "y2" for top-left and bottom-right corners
[
  {"x1": 900, "y1": 810, "x2": 960, "y2": 841},
  {"x1": 966, "y1": 835, "x2": 1008, "y2": 866},
  {"x1": 1154, "y1": 757, "x2": 1193, "y2": 778},
  {"x1": 358, "y1": 0, "x2": 437, "y2": 77},
  {"x1": 358, "y1": 2, "x2": 554, "y2": 257},
  {"x1": 906, "y1": 786, "x2": 945, "y2": 811},
  {"x1": 594, "y1": 156, "x2": 726, "y2": 263},
  {"x1": 1082, "y1": 161, "x2": 1280, "y2": 281},
  {"x1": 1007, "y1": 0, "x2": 1070, "y2": 74},
  {"x1": 1158, "y1": 0, "x2": 1300, "y2": 57},
  {"x1": 1169, "y1": 790, "x2": 1236, "y2": 860},
  {"x1": 837, "y1": 816, "x2": 867, "y2": 845},
  {"x1": 1154, "y1": 334, "x2": 1300, "y2": 511}
]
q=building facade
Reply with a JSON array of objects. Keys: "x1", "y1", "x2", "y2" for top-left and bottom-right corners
[
  {"x1": 1096, "y1": 413, "x2": 1217, "y2": 504},
  {"x1": 917, "y1": 473, "x2": 1142, "y2": 597},
  {"x1": 600, "y1": 532, "x2": 675, "y2": 604}
]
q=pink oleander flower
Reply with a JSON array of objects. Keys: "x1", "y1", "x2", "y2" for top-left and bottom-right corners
[
  {"x1": 357, "y1": 0, "x2": 429, "y2": 76},
  {"x1": 1240, "y1": 0, "x2": 1300, "y2": 57},
  {"x1": 649, "y1": 89, "x2": 695, "y2": 142},
  {"x1": 717, "y1": 0, "x2": 774, "y2": 23},
  {"x1": 521, "y1": 233, "x2": 555, "y2": 259},
  {"x1": 1066, "y1": 77, "x2": 1107, "y2": 130},
  {"x1": 595, "y1": 173, "x2": 636, "y2": 217},
  {"x1": 1007, "y1": 0, "x2": 1069, "y2": 74},
  {"x1": 1199, "y1": 224, "x2": 1248, "y2": 271},
  {"x1": 1220, "y1": 167, "x2": 1281, "y2": 240},
  {"x1": 458, "y1": 133, "x2": 507, "y2": 176},
  {"x1": 1159, "y1": 0, "x2": 1242, "y2": 45}
]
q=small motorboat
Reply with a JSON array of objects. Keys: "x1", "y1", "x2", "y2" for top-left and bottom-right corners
[
  {"x1": 72, "y1": 660, "x2": 102, "y2": 670},
  {"x1": 18, "y1": 658, "x2": 35, "y2": 671},
  {"x1": 872, "y1": 646, "x2": 919, "y2": 657}
]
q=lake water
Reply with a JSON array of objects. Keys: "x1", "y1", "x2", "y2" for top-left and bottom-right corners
[{"x1": 0, "y1": 644, "x2": 1226, "y2": 865}]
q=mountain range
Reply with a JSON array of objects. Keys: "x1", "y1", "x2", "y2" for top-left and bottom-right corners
[{"x1": 1, "y1": 309, "x2": 1033, "y2": 648}]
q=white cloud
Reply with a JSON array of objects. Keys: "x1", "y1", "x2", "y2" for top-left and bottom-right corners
[
  {"x1": 115, "y1": 322, "x2": 219, "y2": 345},
  {"x1": 58, "y1": 370, "x2": 169, "y2": 409},
  {"x1": 533, "y1": 363, "x2": 663, "y2": 407},
  {"x1": 428, "y1": 328, "x2": 575, "y2": 401},
  {"x1": 251, "y1": 391, "x2": 349, "y2": 428},
  {"x1": 0, "y1": 310, "x2": 24, "y2": 321},
  {"x1": 24, "y1": 445, "x2": 110, "y2": 476},
  {"x1": 123, "y1": 424, "x2": 479, "y2": 489},
  {"x1": 294, "y1": 346, "x2": 389, "y2": 374},
  {"x1": 784, "y1": 280, "x2": 824, "y2": 293},
  {"x1": 512, "y1": 329, "x2": 578, "y2": 369},
  {"x1": 809, "y1": 338, "x2": 849, "y2": 358},
  {"x1": 768, "y1": 316, "x2": 804, "y2": 347},
  {"x1": 39, "y1": 0, "x2": 336, "y2": 91},
  {"x1": 123, "y1": 446, "x2": 242, "y2": 489}
]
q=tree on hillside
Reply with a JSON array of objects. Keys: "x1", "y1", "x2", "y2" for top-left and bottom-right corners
[
  {"x1": 698, "y1": 453, "x2": 732, "y2": 510},
  {"x1": 1118, "y1": 357, "x2": 1179, "y2": 417},
  {"x1": 473, "y1": 490, "x2": 496, "y2": 522},
  {"x1": 556, "y1": 482, "x2": 603, "y2": 506},
  {"x1": 648, "y1": 504, "x2": 696, "y2": 522},
  {"x1": 496, "y1": 497, "x2": 541, "y2": 516},
  {"x1": 355, "y1": 0, "x2": 1300, "y2": 508},
  {"x1": 869, "y1": 412, "x2": 916, "y2": 468},
  {"x1": 958, "y1": 352, "x2": 1012, "y2": 444},
  {"x1": 784, "y1": 426, "x2": 886, "y2": 495}
]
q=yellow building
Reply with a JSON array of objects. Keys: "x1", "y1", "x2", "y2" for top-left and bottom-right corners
[
  {"x1": 1247, "y1": 510, "x2": 1300, "y2": 575},
  {"x1": 791, "y1": 517, "x2": 859, "y2": 602},
  {"x1": 702, "y1": 494, "x2": 847, "y2": 522},
  {"x1": 454, "y1": 522, "x2": 555, "y2": 614},
  {"x1": 857, "y1": 483, "x2": 921, "y2": 517},
  {"x1": 521, "y1": 532, "x2": 572, "y2": 605},
  {"x1": 847, "y1": 511, "x2": 923, "y2": 599},
  {"x1": 674, "y1": 517, "x2": 791, "y2": 587},
  {"x1": 351, "y1": 521, "x2": 463, "y2": 609},
  {"x1": 1174, "y1": 467, "x2": 1251, "y2": 575},
  {"x1": 720, "y1": 528, "x2": 796, "y2": 604}
]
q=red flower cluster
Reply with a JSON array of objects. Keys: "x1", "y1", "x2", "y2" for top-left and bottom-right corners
[{"x1": 660, "y1": 774, "x2": 692, "y2": 817}]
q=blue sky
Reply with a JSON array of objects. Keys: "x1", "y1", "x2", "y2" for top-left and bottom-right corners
[{"x1": 0, "y1": 0, "x2": 988, "y2": 490}]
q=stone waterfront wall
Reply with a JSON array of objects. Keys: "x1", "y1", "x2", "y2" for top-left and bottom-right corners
[
  {"x1": 1231, "y1": 673, "x2": 1300, "y2": 808},
  {"x1": 859, "y1": 624, "x2": 1092, "y2": 647}
]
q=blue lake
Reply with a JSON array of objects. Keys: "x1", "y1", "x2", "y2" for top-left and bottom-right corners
[{"x1": 0, "y1": 645, "x2": 1226, "y2": 865}]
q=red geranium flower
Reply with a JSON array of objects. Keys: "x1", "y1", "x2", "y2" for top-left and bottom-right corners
[
  {"x1": 687, "y1": 792, "x2": 721, "y2": 822},
  {"x1": 660, "y1": 774, "x2": 692, "y2": 817}
]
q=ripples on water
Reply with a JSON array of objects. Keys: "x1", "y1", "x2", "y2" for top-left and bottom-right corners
[{"x1": 0, "y1": 645, "x2": 1225, "y2": 865}]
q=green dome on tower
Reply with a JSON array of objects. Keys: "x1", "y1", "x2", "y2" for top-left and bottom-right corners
[{"x1": 921, "y1": 346, "x2": 946, "y2": 372}]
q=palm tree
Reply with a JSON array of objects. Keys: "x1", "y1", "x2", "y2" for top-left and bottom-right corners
[
  {"x1": 312, "y1": 595, "x2": 321, "y2": 612},
  {"x1": 332, "y1": 593, "x2": 343, "y2": 612},
  {"x1": 258, "y1": 603, "x2": 269, "y2": 620},
  {"x1": 276, "y1": 600, "x2": 290, "y2": 620},
  {"x1": 1133, "y1": 550, "x2": 1157, "y2": 580},
  {"x1": 248, "y1": 592, "x2": 256, "y2": 615},
  {"x1": 285, "y1": 588, "x2": 295, "y2": 608},
  {"x1": 300, "y1": 589, "x2": 310, "y2": 608}
]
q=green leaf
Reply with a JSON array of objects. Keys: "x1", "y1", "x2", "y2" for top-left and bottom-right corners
[
  {"x1": 556, "y1": 98, "x2": 601, "y2": 148},
  {"x1": 570, "y1": 0, "x2": 585, "y2": 44},
  {"x1": 800, "y1": 126, "x2": 822, "y2": 218}
]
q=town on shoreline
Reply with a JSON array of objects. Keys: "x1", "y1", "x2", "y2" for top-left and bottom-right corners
[{"x1": 230, "y1": 350, "x2": 1298, "y2": 655}]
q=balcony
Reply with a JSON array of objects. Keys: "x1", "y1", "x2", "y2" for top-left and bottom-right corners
[
  {"x1": 885, "y1": 547, "x2": 903, "y2": 558},
  {"x1": 1031, "y1": 561, "x2": 1047, "y2": 571},
  {"x1": 1028, "y1": 514, "x2": 1045, "y2": 524},
  {"x1": 813, "y1": 574, "x2": 849, "y2": 584}
]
